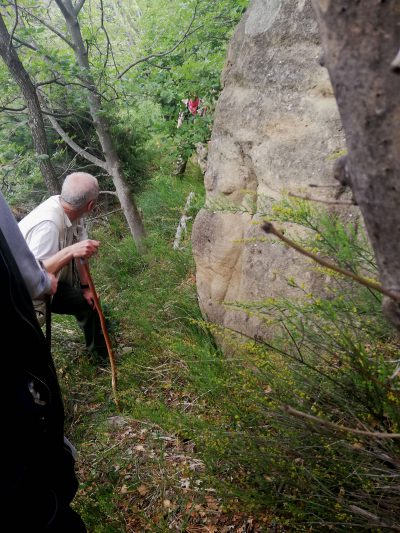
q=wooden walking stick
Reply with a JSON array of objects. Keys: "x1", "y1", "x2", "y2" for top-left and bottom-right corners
[{"x1": 80, "y1": 258, "x2": 120, "y2": 409}]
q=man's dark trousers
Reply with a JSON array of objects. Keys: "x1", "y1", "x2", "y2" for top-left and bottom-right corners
[{"x1": 51, "y1": 281, "x2": 107, "y2": 359}]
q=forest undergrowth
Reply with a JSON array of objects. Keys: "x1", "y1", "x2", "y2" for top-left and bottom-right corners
[{"x1": 52, "y1": 169, "x2": 400, "y2": 532}]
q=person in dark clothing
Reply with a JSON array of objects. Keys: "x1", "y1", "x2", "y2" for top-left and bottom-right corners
[
  {"x1": 0, "y1": 222, "x2": 86, "y2": 530},
  {"x1": 0, "y1": 190, "x2": 57, "y2": 299}
]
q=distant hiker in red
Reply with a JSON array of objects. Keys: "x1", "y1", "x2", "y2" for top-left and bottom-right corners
[
  {"x1": 177, "y1": 95, "x2": 206, "y2": 128},
  {"x1": 175, "y1": 94, "x2": 208, "y2": 176},
  {"x1": 188, "y1": 96, "x2": 200, "y2": 115}
]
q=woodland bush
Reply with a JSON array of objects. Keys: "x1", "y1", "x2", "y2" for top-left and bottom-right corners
[{"x1": 212, "y1": 199, "x2": 400, "y2": 530}]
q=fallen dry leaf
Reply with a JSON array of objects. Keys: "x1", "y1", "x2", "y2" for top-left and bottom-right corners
[{"x1": 137, "y1": 484, "x2": 149, "y2": 496}]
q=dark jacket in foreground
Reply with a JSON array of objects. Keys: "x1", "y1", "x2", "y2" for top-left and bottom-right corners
[{"x1": 0, "y1": 227, "x2": 85, "y2": 531}]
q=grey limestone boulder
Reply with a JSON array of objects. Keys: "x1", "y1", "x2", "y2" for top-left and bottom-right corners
[{"x1": 192, "y1": 0, "x2": 349, "y2": 338}]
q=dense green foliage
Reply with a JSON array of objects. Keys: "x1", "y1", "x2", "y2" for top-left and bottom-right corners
[
  {"x1": 1, "y1": 2, "x2": 399, "y2": 531},
  {"x1": 0, "y1": 0, "x2": 245, "y2": 204},
  {"x1": 221, "y1": 198, "x2": 400, "y2": 529},
  {"x1": 50, "y1": 175, "x2": 400, "y2": 531},
  {"x1": 128, "y1": 0, "x2": 247, "y2": 166}
]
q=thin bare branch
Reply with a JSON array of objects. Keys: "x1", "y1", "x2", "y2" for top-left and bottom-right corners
[
  {"x1": 308, "y1": 183, "x2": 338, "y2": 188},
  {"x1": 97, "y1": 0, "x2": 119, "y2": 76},
  {"x1": 42, "y1": 109, "x2": 77, "y2": 118},
  {"x1": 40, "y1": 95, "x2": 107, "y2": 170},
  {"x1": 145, "y1": 59, "x2": 171, "y2": 71},
  {"x1": 11, "y1": 35, "x2": 38, "y2": 51},
  {"x1": 98, "y1": 190, "x2": 118, "y2": 197},
  {"x1": 90, "y1": 207, "x2": 123, "y2": 221},
  {"x1": 285, "y1": 405, "x2": 400, "y2": 439},
  {"x1": 48, "y1": 116, "x2": 107, "y2": 169},
  {"x1": 262, "y1": 222, "x2": 400, "y2": 302},
  {"x1": 36, "y1": 73, "x2": 111, "y2": 103},
  {"x1": 288, "y1": 191, "x2": 355, "y2": 206},
  {"x1": 19, "y1": 5, "x2": 74, "y2": 49},
  {"x1": 36, "y1": 76, "x2": 90, "y2": 91},
  {"x1": 8, "y1": 0, "x2": 18, "y2": 51},
  {"x1": 281, "y1": 321, "x2": 304, "y2": 363},
  {"x1": 348, "y1": 506, "x2": 400, "y2": 530},
  {"x1": 0, "y1": 104, "x2": 26, "y2": 112}
]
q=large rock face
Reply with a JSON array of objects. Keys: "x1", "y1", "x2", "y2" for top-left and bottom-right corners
[{"x1": 192, "y1": 0, "x2": 347, "y2": 337}]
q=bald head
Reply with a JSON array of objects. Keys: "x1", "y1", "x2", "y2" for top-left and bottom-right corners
[{"x1": 61, "y1": 172, "x2": 99, "y2": 210}]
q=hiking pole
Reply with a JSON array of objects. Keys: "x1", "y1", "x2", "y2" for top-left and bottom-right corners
[{"x1": 80, "y1": 258, "x2": 120, "y2": 410}]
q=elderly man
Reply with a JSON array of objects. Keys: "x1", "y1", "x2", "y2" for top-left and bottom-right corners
[{"x1": 19, "y1": 172, "x2": 107, "y2": 361}]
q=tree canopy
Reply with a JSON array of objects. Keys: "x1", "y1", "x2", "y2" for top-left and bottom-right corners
[{"x1": 0, "y1": 0, "x2": 246, "y2": 209}]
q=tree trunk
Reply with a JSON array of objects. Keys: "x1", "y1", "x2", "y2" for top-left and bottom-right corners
[
  {"x1": 0, "y1": 14, "x2": 60, "y2": 195},
  {"x1": 311, "y1": 0, "x2": 400, "y2": 329},
  {"x1": 54, "y1": 0, "x2": 146, "y2": 251}
]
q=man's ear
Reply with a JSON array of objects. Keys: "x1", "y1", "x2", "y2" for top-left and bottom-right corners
[{"x1": 87, "y1": 200, "x2": 96, "y2": 212}]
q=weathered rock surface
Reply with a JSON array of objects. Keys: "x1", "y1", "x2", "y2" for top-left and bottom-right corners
[{"x1": 192, "y1": 0, "x2": 348, "y2": 338}]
